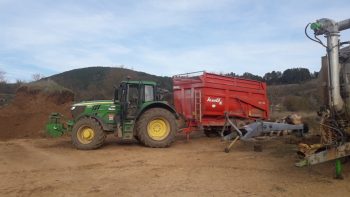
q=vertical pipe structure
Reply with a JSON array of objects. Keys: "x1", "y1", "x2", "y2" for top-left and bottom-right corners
[
  {"x1": 311, "y1": 18, "x2": 350, "y2": 113},
  {"x1": 327, "y1": 31, "x2": 344, "y2": 113}
]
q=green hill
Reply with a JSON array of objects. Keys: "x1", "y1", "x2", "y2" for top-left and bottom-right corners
[{"x1": 46, "y1": 67, "x2": 172, "y2": 101}]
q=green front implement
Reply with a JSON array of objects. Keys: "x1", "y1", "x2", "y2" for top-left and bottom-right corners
[{"x1": 45, "y1": 113, "x2": 73, "y2": 137}]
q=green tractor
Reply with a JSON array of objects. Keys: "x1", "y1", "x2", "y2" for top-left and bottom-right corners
[{"x1": 46, "y1": 80, "x2": 178, "y2": 150}]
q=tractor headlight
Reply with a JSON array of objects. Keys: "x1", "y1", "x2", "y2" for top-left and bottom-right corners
[{"x1": 71, "y1": 106, "x2": 86, "y2": 119}]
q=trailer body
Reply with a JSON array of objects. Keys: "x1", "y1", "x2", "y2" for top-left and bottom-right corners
[{"x1": 173, "y1": 72, "x2": 269, "y2": 129}]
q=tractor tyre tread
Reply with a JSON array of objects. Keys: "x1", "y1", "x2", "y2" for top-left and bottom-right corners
[
  {"x1": 71, "y1": 117, "x2": 106, "y2": 150},
  {"x1": 136, "y1": 108, "x2": 177, "y2": 148}
]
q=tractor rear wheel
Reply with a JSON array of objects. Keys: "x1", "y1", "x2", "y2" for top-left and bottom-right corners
[
  {"x1": 136, "y1": 108, "x2": 177, "y2": 148},
  {"x1": 71, "y1": 117, "x2": 106, "y2": 150}
]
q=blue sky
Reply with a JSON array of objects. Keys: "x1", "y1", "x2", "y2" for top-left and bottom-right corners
[{"x1": 0, "y1": 0, "x2": 349, "y2": 82}]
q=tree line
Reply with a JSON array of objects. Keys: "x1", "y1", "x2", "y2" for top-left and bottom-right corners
[
  {"x1": 0, "y1": 67, "x2": 318, "y2": 87},
  {"x1": 226, "y1": 67, "x2": 319, "y2": 85}
]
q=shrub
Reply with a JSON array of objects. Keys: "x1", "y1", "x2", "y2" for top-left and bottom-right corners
[{"x1": 283, "y1": 96, "x2": 310, "y2": 111}]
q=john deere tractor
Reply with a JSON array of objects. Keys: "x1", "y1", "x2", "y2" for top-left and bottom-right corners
[{"x1": 46, "y1": 80, "x2": 178, "y2": 150}]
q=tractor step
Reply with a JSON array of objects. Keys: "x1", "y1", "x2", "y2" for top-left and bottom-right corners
[{"x1": 122, "y1": 120, "x2": 134, "y2": 140}]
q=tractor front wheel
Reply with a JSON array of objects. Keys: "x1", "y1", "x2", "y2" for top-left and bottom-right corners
[
  {"x1": 136, "y1": 108, "x2": 177, "y2": 148},
  {"x1": 71, "y1": 117, "x2": 106, "y2": 150}
]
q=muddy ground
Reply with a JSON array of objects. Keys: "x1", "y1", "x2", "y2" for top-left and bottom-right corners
[{"x1": 0, "y1": 133, "x2": 349, "y2": 197}]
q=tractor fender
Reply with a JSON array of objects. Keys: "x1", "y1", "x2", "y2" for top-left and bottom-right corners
[
  {"x1": 76, "y1": 115, "x2": 114, "y2": 132},
  {"x1": 136, "y1": 102, "x2": 179, "y2": 121},
  {"x1": 93, "y1": 116, "x2": 115, "y2": 131}
]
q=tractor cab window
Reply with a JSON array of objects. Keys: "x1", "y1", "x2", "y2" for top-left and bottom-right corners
[
  {"x1": 120, "y1": 84, "x2": 127, "y2": 102},
  {"x1": 126, "y1": 84, "x2": 139, "y2": 118},
  {"x1": 145, "y1": 85, "x2": 154, "y2": 102},
  {"x1": 127, "y1": 84, "x2": 139, "y2": 104},
  {"x1": 113, "y1": 88, "x2": 119, "y2": 102}
]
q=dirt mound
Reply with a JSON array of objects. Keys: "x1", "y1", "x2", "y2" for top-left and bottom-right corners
[{"x1": 0, "y1": 82, "x2": 74, "y2": 140}]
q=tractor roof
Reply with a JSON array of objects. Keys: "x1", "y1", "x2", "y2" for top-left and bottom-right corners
[{"x1": 121, "y1": 80, "x2": 157, "y2": 86}]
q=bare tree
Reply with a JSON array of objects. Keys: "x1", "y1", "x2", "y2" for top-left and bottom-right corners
[
  {"x1": 16, "y1": 79, "x2": 26, "y2": 85},
  {"x1": 32, "y1": 73, "x2": 45, "y2": 81},
  {"x1": 0, "y1": 70, "x2": 6, "y2": 83}
]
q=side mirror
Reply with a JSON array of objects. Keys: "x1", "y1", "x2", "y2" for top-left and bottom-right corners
[{"x1": 114, "y1": 88, "x2": 119, "y2": 102}]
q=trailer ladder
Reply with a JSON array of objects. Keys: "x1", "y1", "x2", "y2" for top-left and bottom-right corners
[{"x1": 194, "y1": 90, "x2": 202, "y2": 122}]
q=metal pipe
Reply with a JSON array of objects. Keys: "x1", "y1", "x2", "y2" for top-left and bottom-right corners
[
  {"x1": 338, "y1": 19, "x2": 350, "y2": 31},
  {"x1": 327, "y1": 32, "x2": 344, "y2": 112}
]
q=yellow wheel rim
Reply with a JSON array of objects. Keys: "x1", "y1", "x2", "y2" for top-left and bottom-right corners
[
  {"x1": 77, "y1": 126, "x2": 95, "y2": 144},
  {"x1": 147, "y1": 117, "x2": 170, "y2": 141}
]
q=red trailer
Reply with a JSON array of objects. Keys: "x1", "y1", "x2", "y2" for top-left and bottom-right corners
[{"x1": 173, "y1": 71, "x2": 269, "y2": 135}]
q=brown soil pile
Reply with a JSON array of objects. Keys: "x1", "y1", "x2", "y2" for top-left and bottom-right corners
[{"x1": 0, "y1": 86, "x2": 73, "y2": 140}]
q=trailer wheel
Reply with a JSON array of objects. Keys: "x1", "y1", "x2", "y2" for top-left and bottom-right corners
[
  {"x1": 204, "y1": 129, "x2": 220, "y2": 137},
  {"x1": 204, "y1": 127, "x2": 232, "y2": 137},
  {"x1": 71, "y1": 117, "x2": 106, "y2": 150},
  {"x1": 137, "y1": 108, "x2": 177, "y2": 148}
]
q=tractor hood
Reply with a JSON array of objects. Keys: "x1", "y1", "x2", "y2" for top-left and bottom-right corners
[
  {"x1": 70, "y1": 100, "x2": 117, "y2": 120},
  {"x1": 72, "y1": 100, "x2": 114, "y2": 107}
]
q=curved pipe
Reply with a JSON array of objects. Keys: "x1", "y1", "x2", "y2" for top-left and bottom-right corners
[
  {"x1": 338, "y1": 19, "x2": 350, "y2": 31},
  {"x1": 313, "y1": 18, "x2": 350, "y2": 113}
]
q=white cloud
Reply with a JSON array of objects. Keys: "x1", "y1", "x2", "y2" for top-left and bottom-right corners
[
  {"x1": 133, "y1": 40, "x2": 324, "y2": 76},
  {"x1": 0, "y1": 0, "x2": 349, "y2": 82},
  {"x1": 0, "y1": 63, "x2": 37, "y2": 82},
  {"x1": 149, "y1": 0, "x2": 232, "y2": 11},
  {"x1": 31, "y1": 46, "x2": 129, "y2": 72}
]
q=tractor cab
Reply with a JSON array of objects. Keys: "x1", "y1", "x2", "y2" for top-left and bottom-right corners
[
  {"x1": 114, "y1": 80, "x2": 157, "y2": 119},
  {"x1": 112, "y1": 80, "x2": 177, "y2": 141}
]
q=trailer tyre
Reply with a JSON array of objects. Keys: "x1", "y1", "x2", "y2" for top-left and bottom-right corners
[
  {"x1": 137, "y1": 108, "x2": 177, "y2": 148},
  {"x1": 204, "y1": 129, "x2": 220, "y2": 138},
  {"x1": 71, "y1": 117, "x2": 106, "y2": 150}
]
